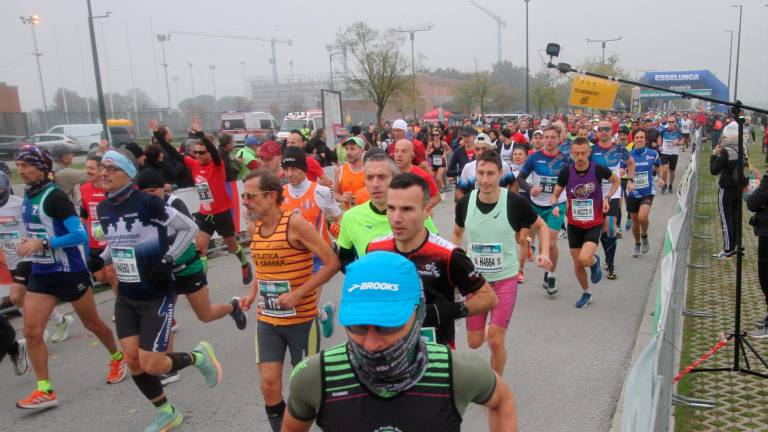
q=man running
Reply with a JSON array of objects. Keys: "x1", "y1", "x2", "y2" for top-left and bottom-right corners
[
  {"x1": 679, "y1": 113, "x2": 692, "y2": 151},
  {"x1": 239, "y1": 170, "x2": 340, "y2": 432},
  {"x1": 453, "y1": 150, "x2": 550, "y2": 374},
  {"x1": 80, "y1": 153, "x2": 118, "y2": 294},
  {"x1": 286, "y1": 131, "x2": 331, "y2": 186},
  {"x1": 456, "y1": 133, "x2": 517, "y2": 200},
  {"x1": 658, "y1": 115, "x2": 681, "y2": 194},
  {"x1": 280, "y1": 147, "x2": 342, "y2": 337},
  {"x1": 624, "y1": 129, "x2": 663, "y2": 257},
  {"x1": 333, "y1": 136, "x2": 366, "y2": 210},
  {"x1": 89, "y1": 150, "x2": 222, "y2": 431},
  {"x1": 367, "y1": 173, "x2": 497, "y2": 348},
  {"x1": 516, "y1": 127, "x2": 570, "y2": 295},
  {"x1": 392, "y1": 139, "x2": 442, "y2": 210},
  {"x1": 283, "y1": 251, "x2": 519, "y2": 432},
  {"x1": 14, "y1": 146, "x2": 126, "y2": 409},
  {"x1": 590, "y1": 120, "x2": 635, "y2": 279},
  {"x1": 551, "y1": 138, "x2": 620, "y2": 308}
]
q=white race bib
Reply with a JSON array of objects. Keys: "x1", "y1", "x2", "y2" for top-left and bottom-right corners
[
  {"x1": 111, "y1": 246, "x2": 140, "y2": 283},
  {"x1": 572, "y1": 199, "x2": 595, "y2": 222},
  {"x1": 634, "y1": 171, "x2": 650, "y2": 189},
  {"x1": 432, "y1": 154, "x2": 443, "y2": 166},
  {"x1": 258, "y1": 280, "x2": 296, "y2": 318},
  {"x1": 470, "y1": 243, "x2": 503, "y2": 273},
  {"x1": 0, "y1": 231, "x2": 20, "y2": 254},
  {"x1": 28, "y1": 231, "x2": 54, "y2": 264}
]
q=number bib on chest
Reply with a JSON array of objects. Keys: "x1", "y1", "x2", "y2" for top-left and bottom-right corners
[
  {"x1": 470, "y1": 243, "x2": 503, "y2": 273},
  {"x1": 0, "y1": 231, "x2": 20, "y2": 255},
  {"x1": 432, "y1": 155, "x2": 443, "y2": 166},
  {"x1": 572, "y1": 199, "x2": 594, "y2": 222},
  {"x1": 195, "y1": 179, "x2": 213, "y2": 211},
  {"x1": 540, "y1": 176, "x2": 557, "y2": 194},
  {"x1": 634, "y1": 171, "x2": 650, "y2": 189},
  {"x1": 111, "y1": 247, "x2": 140, "y2": 283},
  {"x1": 28, "y1": 231, "x2": 54, "y2": 264},
  {"x1": 420, "y1": 327, "x2": 437, "y2": 343},
  {"x1": 258, "y1": 280, "x2": 296, "y2": 318}
]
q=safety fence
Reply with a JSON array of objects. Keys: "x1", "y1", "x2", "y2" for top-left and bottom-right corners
[{"x1": 621, "y1": 139, "x2": 699, "y2": 431}]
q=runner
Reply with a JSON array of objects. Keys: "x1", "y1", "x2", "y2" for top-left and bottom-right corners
[
  {"x1": 336, "y1": 149, "x2": 438, "y2": 269},
  {"x1": 510, "y1": 144, "x2": 536, "y2": 282},
  {"x1": 386, "y1": 119, "x2": 428, "y2": 171},
  {"x1": 551, "y1": 137, "x2": 620, "y2": 308},
  {"x1": 624, "y1": 129, "x2": 663, "y2": 258},
  {"x1": 516, "y1": 127, "x2": 570, "y2": 295},
  {"x1": 14, "y1": 146, "x2": 126, "y2": 409},
  {"x1": 282, "y1": 251, "x2": 519, "y2": 432},
  {"x1": 426, "y1": 129, "x2": 450, "y2": 197},
  {"x1": 367, "y1": 173, "x2": 497, "y2": 348},
  {"x1": 257, "y1": 140, "x2": 283, "y2": 177},
  {"x1": 234, "y1": 136, "x2": 261, "y2": 180},
  {"x1": 453, "y1": 150, "x2": 551, "y2": 375},
  {"x1": 447, "y1": 125, "x2": 478, "y2": 194},
  {"x1": 589, "y1": 120, "x2": 635, "y2": 280},
  {"x1": 239, "y1": 169, "x2": 340, "y2": 432},
  {"x1": 333, "y1": 136, "x2": 366, "y2": 211},
  {"x1": 392, "y1": 139, "x2": 442, "y2": 209},
  {"x1": 497, "y1": 128, "x2": 515, "y2": 164},
  {"x1": 280, "y1": 147, "x2": 342, "y2": 338},
  {"x1": 456, "y1": 133, "x2": 517, "y2": 200},
  {"x1": 153, "y1": 117, "x2": 254, "y2": 285},
  {"x1": 658, "y1": 115, "x2": 681, "y2": 194},
  {"x1": 680, "y1": 113, "x2": 692, "y2": 151},
  {"x1": 88, "y1": 149, "x2": 223, "y2": 431},
  {"x1": 616, "y1": 125, "x2": 631, "y2": 233},
  {"x1": 286, "y1": 131, "x2": 331, "y2": 186},
  {"x1": 80, "y1": 153, "x2": 118, "y2": 295}
]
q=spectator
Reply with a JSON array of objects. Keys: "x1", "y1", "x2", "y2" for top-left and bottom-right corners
[
  {"x1": 142, "y1": 144, "x2": 173, "y2": 191},
  {"x1": 748, "y1": 168, "x2": 768, "y2": 338},
  {"x1": 123, "y1": 142, "x2": 146, "y2": 167},
  {"x1": 307, "y1": 128, "x2": 337, "y2": 167},
  {"x1": 148, "y1": 120, "x2": 194, "y2": 188},
  {"x1": 234, "y1": 136, "x2": 261, "y2": 180},
  {"x1": 50, "y1": 144, "x2": 86, "y2": 205},
  {"x1": 219, "y1": 133, "x2": 239, "y2": 182}
]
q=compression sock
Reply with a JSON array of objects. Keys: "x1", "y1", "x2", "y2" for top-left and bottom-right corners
[
  {"x1": 266, "y1": 400, "x2": 286, "y2": 432},
  {"x1": 153, "y1": 398, "x2": 174, "y2": 415},
  {"x1": 111, "y1": 350, "x2": 124, "y2": 361},
  {"x1": 166, "y1": 352, "x2": 202, "y2": 373},
  {"x1": 132, "y1": 373, "x2": 164, "y2": 401},
  {"x1": 37, "y1": 379, "x2": 53, "y2": 393},
  {"x1": 234, "y1": 245, "x2": 248, "y2": 266}
]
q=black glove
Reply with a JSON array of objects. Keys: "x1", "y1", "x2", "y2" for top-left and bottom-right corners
[
  {"x1": 152, "y1": 257, "x2": 174, "y2": 283},
  {"x1": 424, "y1": 287, "x2": 464, "y2": 325},
  {"x1": 87, "y1": 254, "x2": 105, "y2": 273}
]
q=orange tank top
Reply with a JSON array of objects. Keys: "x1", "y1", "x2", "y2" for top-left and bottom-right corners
[
  {"x1": 338, "y1": 163, "x2": 365, "y2": 210},
  {"x1": 251, "y1": 211, "x2": 316, "y2": 325},
  {"x1": 281, "y1": 182, "x2": 331, "y2": 245}
]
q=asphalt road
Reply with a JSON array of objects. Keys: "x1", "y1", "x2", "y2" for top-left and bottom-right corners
[{"x1": 1, "y1": 153, "x2": 688, "y2": 431}]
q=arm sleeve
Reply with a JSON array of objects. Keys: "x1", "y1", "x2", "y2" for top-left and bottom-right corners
[
  {"x1": 154, "y1": 131, "x2": 185, "y2": 163},
  {"x1": 165, "y1": 211, "x2": 199, "y2": 261},
  {"x1": 449, "y1": 248, "x2": 486, "y2": 296},
  {"x1": 556, "y1": 166, "x2": 569, "y2": 187},
  {"x1": 446, "y1": 152, "x2": 460, "y2": 177},
  {"x1": 451, "y1": 351, "x2": 497, "y2": 415},
  {"x1": 516, "y1": 161, "x2": 533, "y2": 192},
  {"x1": 170, "y1": 197, "x2": 191, "y2": 218},
  {"x1": 507, "y1": 192, "x2": 538, "y2": 231},
  {"x1": 337, "y1": 245, "x2": 357, "y2": 274},
  {"x1": 49, "y1": 215, "x2": 88, "y2": 249},
  {"x1": 454, "y1": 193, "x2": 471, "y2": 227},
  {"x1": 316, "y1": 186, "x2": 342, "y2": 218},
  {"x1": 286, "y1": 355, "x2": 323, "y2": 422},
  {"x1": 596, "y1": 164, "x2": 613, "y2": 181}
]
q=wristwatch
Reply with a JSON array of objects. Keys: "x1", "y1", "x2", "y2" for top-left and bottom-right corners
[{"x1": 40, "y1": 238, "x2": 50, "y2": 249}]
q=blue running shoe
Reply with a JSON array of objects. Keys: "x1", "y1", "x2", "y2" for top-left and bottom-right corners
[
  {"x1": 575, "y1": 292, "x2": 592, "y2": 309},
  {"x1": 144, "y1": 405, "x2": 183, "y2": 432},
  {"x1": 193, "y1": 341, "x2": 222, "y2": 387},
  {"x1": 590, "y1": 255, "x2": 603, "y2": 284}
]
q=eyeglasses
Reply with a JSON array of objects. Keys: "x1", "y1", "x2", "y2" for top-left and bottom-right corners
[
  {"x1": 193, "y1": 150, "x2": 209, "y2": 155},
  {"x1": 598, "y1": 127, "x2": 612, "y2": 132},
  {"x1": 98, "y1": 164, "x2": 122, "y2": 174},
  {"x1": 345, "y1": 323, "x2": 407, "y2": 336},
  {"x1": 240, "y1": 191, "x2": 270, "y2": 200}
]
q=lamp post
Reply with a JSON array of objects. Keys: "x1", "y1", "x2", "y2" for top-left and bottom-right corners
[
  {"x1": 156, "y1": 33, "x2": 172, "y2": 110},
  {"x1": 586, "y1": 36, "x2": 622, "y2": 64},
  {"x1": 188, "y1": 62, "x2": 196, "y2": 111},
  {"x1": 326, "y1": 45, "x2": 341, "y2": 90},
  {"x1": 392, "y1": 25, "x2": 434, "y2": 121},
  {"x1": 524, "y1": 0, "x2": 530, "y2": 114},
  {"x1": 20, "y1": 14, "x2": 48, "y2": 129},
  {"x1": 209, "y1": 64, "x2": 217, "y2": 113},
  {"x1": 85, "y1": 0, "x2": 111, "y2": 141},
  {"x1": 240, "y1": 61, "x2": 247, "y2": 98},
  {"x1": 731, "y1": 5, "x2": 743, "y2": 100},
  {"x1": 725, "y1": 30, "x2": 734, "y2": 99}
]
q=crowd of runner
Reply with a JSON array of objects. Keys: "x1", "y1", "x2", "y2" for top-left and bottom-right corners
[{"x1": 0, "y1": 107, "x2": 759, "y2": 431}]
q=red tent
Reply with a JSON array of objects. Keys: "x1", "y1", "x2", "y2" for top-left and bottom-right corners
[{"x1": 422, "y1": 108, "x2": 453, "y2": 121}]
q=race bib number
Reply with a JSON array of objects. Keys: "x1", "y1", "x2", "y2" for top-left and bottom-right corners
[
  {"x1": 634, "y1": 171, "x2": 650, "y2": 189},
  {"x1": 111, "y1": 246, "x2": 140, "y2": 283},
  {"x1": 432, "y1": 155, "x2": 443, "y2": 166},
  {"x1": 28, "y1": 231, "x2": 54, "y2": 264},
  {"x1": 258, "y1": 280, "x2": 296, "y2": 318},
  {"x1": 0, "y1": 231, "x2": 20, "y2": 254},
  {"x1": 572, "y1": 199, "x2": 595, "y2": 222},
  {"x1": 420, "y1": 327, "x2": 437, "y2": 343},
  {"x1": 540, "y1": 176, "x2": 557, "y2": 194},
  {"x1": 470, "y1": 243, "x2": 503, "y2": 273}
]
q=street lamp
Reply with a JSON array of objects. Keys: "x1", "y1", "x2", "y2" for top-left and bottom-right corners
[
  {"x1": 326, "y1": 45, "x2": 341, "y2": 90},
  {"x1": 240, "y1": 61, "x2": 247, "y2": 98},
  {"x1": 20, "y1": 14, "x2": 48, "y2": 129},
  {"x1": 725, "y1": 30, "x2": 734, "y2": 99},
  {"x1": 586, "y1": 36, "x2": 622, "y2": 64},
  {"x1": 209, "y1": 65, "x2": 217, "y2": 113},
  {"x1": 524, "y1": 0, "x2": 530, "y2": 114},
  {"x1": 85, "y1": 0, "x2": 111, "y2": 142},
  {"x1": 188, "y1": 62, "x2": 196, "y2": 111},
  {"x1": 392, "y1": 24, "x2": 434, "y2": 121},
  {"x1": 156, "y1": 34, "x2": 172, "y2": 110},
  {"x1": 731, "y1": 5, "x2": 743, "y2": 100}
]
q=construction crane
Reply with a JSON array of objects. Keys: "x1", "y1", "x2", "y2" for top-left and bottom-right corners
[
  {"x1": 171, "y1": 30, "x2": 292, "y2": 84},
  {"x1": 468, "y1": 0, "x2": 506, "y2": 64}
]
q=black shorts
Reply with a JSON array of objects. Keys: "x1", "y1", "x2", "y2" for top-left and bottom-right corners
[
  {"x1": 626, "y1": 195, "x2": 655, "y2": 213},
  {"x1": 174, "y1": 271, "x2": 207, "y2": 295},
  {"x1": 114, "y1": 294, "x2": 174, "y2": 352},
  {"x1": 27, "y1": 271, "x2": 92, "y2": 302},
  {"x1": 195, "y1": 211, "x2": 236, "y2": 238},
  {"x1": 605, "y1": 198, "x2": 621, "y2": 218},
  {"x1": 10, "y1": 261, "x2": 31, "y2": 285},
  {"x1": 660, "y1": 153, "x2": 679, "y2": 170},
  {"x1": 567, "y1": 224, "x2": 603, "y2": 249},
  {"x1": 256, "y1": 319, "x2": 319, "y2": 366}
]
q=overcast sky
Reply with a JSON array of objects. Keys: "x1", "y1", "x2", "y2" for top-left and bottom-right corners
[{"x1": 3, "y1": 0, "x2": 768, "y2": 112}]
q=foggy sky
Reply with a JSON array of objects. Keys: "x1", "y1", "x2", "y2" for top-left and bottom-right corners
[{"x1": 3, "y1": 0, "x2": 768, "y2": 113}]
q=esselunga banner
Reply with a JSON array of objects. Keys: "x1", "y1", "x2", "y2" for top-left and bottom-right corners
[{"x1": 568, "y1": 75, "x2": 619, "y2": 110}]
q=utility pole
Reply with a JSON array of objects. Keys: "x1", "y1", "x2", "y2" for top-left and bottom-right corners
[
  {"x1": 85, "y1": 0, "x2": 111, "y2": 141},
  {"x1": 52, "y1": 24, "x2": 70, "y2": 124},
  {"x1": 156, "y1": 34, "x2": 172, "y2": 110},
  {"x1": 188, "y1": 62, "x2": 196, "y2": 111},
  {"x1": 100, "y1": 22, "x2": 114, "y2": 118},
  {"x1": 586, "y1": 36, "x2": 622, "y2": 64},
  {"x1": 20, "y1": 14, "x2": 48, "y2": 129},
  {"x1": 75, "y1": 24, "x2": 93, "y2": 123},
  {"x1": 240, "y1": 61, "x2": 247, "y2": 98},
  {"x1": 731, "y1": 5, "x2": 743, "y2": 100},
  {"x1": 725, "y1": 30, "x2": 734, "y2": 99},
  {"x1": 469, "y1": 1, "x2": 506, "y2": 65},
  {"x1": 525, "y1": 0, "x2": 530, "y2": 114},
  {"x1": 209, "y1": 64, "x2": 217, "y2": 113},
  {"x1": 392, "y1": 24, "x2": 434, "y2": 121}
]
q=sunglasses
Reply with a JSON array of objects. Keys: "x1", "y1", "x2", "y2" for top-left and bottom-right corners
[
  {"x1": 193, "y1": 150, "x2": 209, "y2": 155},
  {"x1": 240, "y1": 191, "x2": 270, "y2": 200},
  {"x1": 598, "y1": 127, "x2": 612, "y2": 132},
  {"x1": 98, "y1": 164, "x2": 122, "y2": 174},
  {"x1": 345, "y1": 323, "x2": 407, "y2": 336}
]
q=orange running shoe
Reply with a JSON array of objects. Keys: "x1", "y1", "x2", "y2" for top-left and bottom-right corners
[
  {"x1": 17, "y1": 390, "x2": 58, "y2": 409},
  {"x1": 517, "y1": 271, "x2": 525, "y2": 284},
  {"x1": 107, "y1": 357, "x2": 127, "y2": 384}
]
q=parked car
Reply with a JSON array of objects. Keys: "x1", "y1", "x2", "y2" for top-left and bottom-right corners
[
  {"x1": 46, "y1": 124, "x2": 102, "y2": 151},
  {"x1": 26, "y1": 134, "x2": 80, "y2": 153},
  {"x1": 0, "y1": 135, "x2": 29, "y2": 159}
]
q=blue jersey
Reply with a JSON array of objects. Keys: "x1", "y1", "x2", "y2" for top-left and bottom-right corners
[
  {"x1": 519, "y1": 150, "x2": 570, "y2": 207},
  {"x1": 660, "y1": 129, "x2": 681, "y2": 155},
  {"x1": 590, "y1": 143, "x2": 630, "y2": 199},
  {"x1": 624, "y1": 147, "x2": 660, "y2": 198},
  {"x1": 97, "y1": 187, "x2": 177, "y2": 299},
  {"x1": 558, "y1": 140, "x2": 572, "y2": 155}
]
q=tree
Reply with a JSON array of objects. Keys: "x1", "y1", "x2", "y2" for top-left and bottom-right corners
[
  {"x1": 337, "y1": 22, "x2": 409, "y2": 127},
  {"x1": 125, "y1": 88, "x2": 158, "y2": 110},
  {"x1": 487, "y1": 83, "x2": 517, "y2": 113},
  {"x1": 178, "y1": 95, "x2": 215, "y2": 116},
  {"x1": 450, "y1": 82, "x2": 476, "y2": 114},
  {"x1": 472, "y1": 70, "x2": 491, "y2": 116},
  {"x1": 531, "y1": 70, "x2": 557, "y2": 116},
  {"x1": 216, "y1": 96, "x2": 253, "y2": 112}
]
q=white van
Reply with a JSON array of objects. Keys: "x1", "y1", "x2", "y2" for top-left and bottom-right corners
[
  {"x1": 277, "y1": 110, "x2": 323, "y2": 142},
  {"x1": 46, "y1": 124, "x2": 102, "y2": 151},
  {"x1": 220, "y1": 112, "x2": 278, "y2": 143}
]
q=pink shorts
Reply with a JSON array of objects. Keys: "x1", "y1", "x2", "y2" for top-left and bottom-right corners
[{"x1": 466, "y1": 277, "x2": 518, "y2": 332}]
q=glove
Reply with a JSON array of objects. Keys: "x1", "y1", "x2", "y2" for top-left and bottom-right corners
[
  {"x1": 424, "y1": 286, "x2": 464, "y2": 325},
  {"x1": 152, "y1": 257, "x2": 174, "y2": 284},
  {"x1": 87, "y1": 254, "x2": 105, "y2": 273}
]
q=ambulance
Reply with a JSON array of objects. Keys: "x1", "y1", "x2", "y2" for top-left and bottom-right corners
[
  {"x1": 276, "y1": 110, "x2": 323, "y2": 142},
  {"x1": 219, "y1": 111, "x2": 279, "y2": 143}
]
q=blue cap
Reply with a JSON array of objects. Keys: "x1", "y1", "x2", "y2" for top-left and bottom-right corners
[
  {"x1": 245, "y1": 136, "x2": 261, "y2": 147},
  {"x1": 339, "y1": 251, "x2": 422, "y2": 327}
]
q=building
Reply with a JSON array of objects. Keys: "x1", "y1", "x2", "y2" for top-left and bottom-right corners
[{"x1": 0, "y1": 82, "x2": 26, "y2": 135}]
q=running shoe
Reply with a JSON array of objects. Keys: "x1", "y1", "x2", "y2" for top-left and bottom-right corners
[
  {"x1": 517, "y1": 271, "x2": 525, "y2": 284},
  {"x1": 50, "y1": 315, "x2": 74, "y2": 343},
  {"x1": 641, "y1": 236, "x2": 650, "y2": 254},
  {"x1": 545, "y1": 276, "x2": 558, "y2": 296},
  {"x1": 712, "y1": 250, "x2": 735, "y2": 259},
  {"x1": 440, "y1": 192, "x2": 446, "y2": 201},
  {"x1": 16, "y1": 390, "x2": 58, "y2": 409},
  {"x1": 241, "y1": 262, "x2": 254, "y2": 285},
  {"x1": 755, "y1": 314, "x2": 768, "y2": 327},
  {"x1": 590, "y1": 255, "x2": 603, "y2": 284},
  {"x1": 107, "y1": 356, "x2": 128, "y2": 384},
  {"x1": 575, "y1": 292, "x2": 592, "y2": 309},
  {"x1": 749, "y1": 323, "x2": 768, "y2": 340},
  {"x1": 606, "y1": 265, "x2": 617, "y2": 280},
  {"x1": 145, "y1": 405, "x2": 183, "y2": 432},
  {"x1": 171, "y1": 319, "x2": 179, "y2": 333},
  {"x1": 542, "y1": 272, "x2": 549, "y2": 290},
  {"x1": 625, "y1": 219, "x2": 632, "y2": 231},
  {"x1": 12, "y1": 339, "x2": 28, "y2": 376},
  {"x1": 193, "y1": 341, "x2": 222, "y2": 387},
  {"x1": 160, "y1": 371, "x2": 181, "y2": 386},
  {"x1": 320, "y1": 301, "x2": 335, "y2": 338},
  {"x1": 660, "y1": 187, "x2": 666, "y2": 195},
  {"x1": 230, "y1": 297, "x2": 247, "y2": 330},
  {"x1": 558, "y1": 229, "x2": 568, "y2": 240},
  {"x1": 616, "y1": 231, "x2": 623, "y2": 239},
  {"x1": 526, "y1": 237, "x2": 534, "y2": 261},
  {"x1": 633, "y1": 244, "x2": 641, "y2": 258}
]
